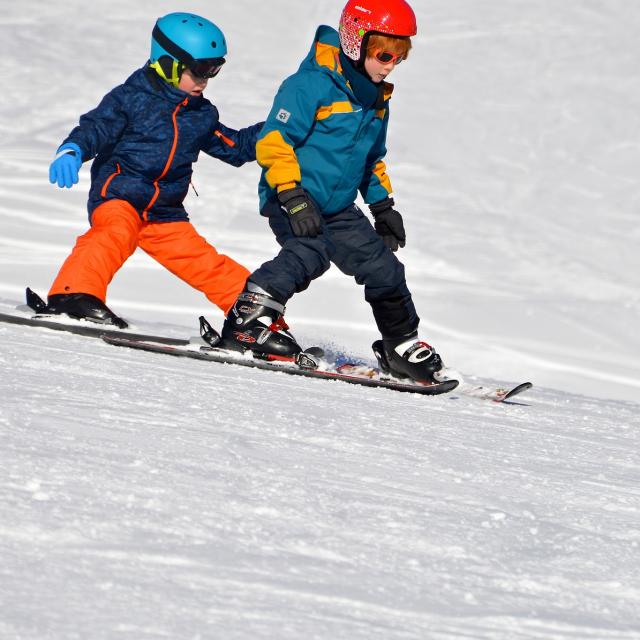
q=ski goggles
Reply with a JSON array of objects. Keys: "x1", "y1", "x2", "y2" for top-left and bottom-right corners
[
  {"x1": 187, "y1": 57, "x2": 226, "y2": 79},
  {"x1": 373, "y1": 50, "x2": 405, "y2": 65}
]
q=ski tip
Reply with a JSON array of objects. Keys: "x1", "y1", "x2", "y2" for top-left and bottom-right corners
[
  {"x1": 502, "y1": 381, "x2": 533, "y2": 400},
  {"x1": 25, "y1": 287, "x2": 47, "y2": 313}
]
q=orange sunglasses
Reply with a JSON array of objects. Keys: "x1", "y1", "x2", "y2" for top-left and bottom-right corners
[{"x1": 373, "y1": 50, "x2": 406, "y2": 65}]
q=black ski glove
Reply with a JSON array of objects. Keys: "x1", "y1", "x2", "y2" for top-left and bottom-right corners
[
  {"x1": 369, "y1": 197, "x2": 406, "y2": 252},
  {"x1": 278, "y1": 187, "x2": 323, "y2": 237}
]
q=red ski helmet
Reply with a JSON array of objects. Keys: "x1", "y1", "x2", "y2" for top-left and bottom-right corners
[{"x1": 339, "y1": 0, "x2": 417, "y2": 62}]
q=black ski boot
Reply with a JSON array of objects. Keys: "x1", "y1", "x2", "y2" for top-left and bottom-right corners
[
  {"x1": 373, "y1": 336, "x2": 443, "y2": 382},
  {"x1": 221, "y1": 289, "x2": 301, "y2": 356},
  {"x1": 45, "y1": 293, "x2": 128, "y2": 329}
]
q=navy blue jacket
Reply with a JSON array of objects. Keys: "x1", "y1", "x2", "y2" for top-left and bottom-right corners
[{"x1": 63, "y1": 66, "x2": 262, "y2": 222}]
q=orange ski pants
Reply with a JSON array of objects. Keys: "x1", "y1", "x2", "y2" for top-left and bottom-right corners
[{"x1": 49, "y1": 199, "x2": 250, "y2": 315}]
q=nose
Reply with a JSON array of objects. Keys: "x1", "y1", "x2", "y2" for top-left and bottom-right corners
[{"x1": 379, "y1": 59, "x2": 397, "y2": 72}]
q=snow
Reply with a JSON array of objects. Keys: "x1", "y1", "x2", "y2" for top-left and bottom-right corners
[{"x1": 0, "y1": 1, "x2": 639, "y2": 638}]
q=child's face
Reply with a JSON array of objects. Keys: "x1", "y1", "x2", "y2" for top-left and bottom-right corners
[
  {"x1": 364, "y1": 50, "x2": 406, "y2": 83},
  {"x1": 363, "y1": 51, "x2": 404, "y2": 84},
  {"x1": 178, "y1": 68, "x2": 209, "y2": 96}
]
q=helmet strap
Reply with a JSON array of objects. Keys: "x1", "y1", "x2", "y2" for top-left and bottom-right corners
[
  {"x1": 356, "y1": 32, "x2": 373, "y2": 68},
  {"x1": 341, "y1": 46, "x2": 375, "y2": 84},
  {"x1": 149, "y1": 57, "x2": 184, "y2": 88}
]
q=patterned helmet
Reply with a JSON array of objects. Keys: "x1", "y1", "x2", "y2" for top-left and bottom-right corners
[{"x1": 339, "y1": 0, "x2": 417, "y2": 62}]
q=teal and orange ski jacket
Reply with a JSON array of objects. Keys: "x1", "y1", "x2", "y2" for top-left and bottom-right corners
[{"x1": 256, "y1": 26, "x2": 394, "y2": 215}]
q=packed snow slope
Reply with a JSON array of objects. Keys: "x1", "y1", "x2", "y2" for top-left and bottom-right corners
[
  {"x1": 1, "y1": 317, "x2": 639, "y2": 640},
  {"x1": 1, "y1": 1, "x2": 640, "y2": 639}
]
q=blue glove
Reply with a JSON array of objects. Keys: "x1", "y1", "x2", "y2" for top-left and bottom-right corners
[{"x1": 49, "y1": 142, "x2": 83, "y2": 189}]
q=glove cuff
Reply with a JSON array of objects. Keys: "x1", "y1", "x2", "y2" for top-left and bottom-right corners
[
  {"x1": 277, "y1": 186, "x2": 306, "y2": 205},
  {"x1": 55, "y1": 142, "x2": 83, "y2": 166},
  {"x1": 369, "y1": 197, "x2": 395, "y2": 216}
]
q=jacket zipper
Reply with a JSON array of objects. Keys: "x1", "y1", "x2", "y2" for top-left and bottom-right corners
[
  {"x1": 142, "y1": 98, "x2": 188, "y2": 220},
  {"x1": 214, "y1": 129, "x2": 236, "y2": 147},
  {"x1": 100, "y1": 163, "x2": 121, "y2": 198},
  {"x1": 325, "y1": 110, "x2": 366, "y2": 212}
]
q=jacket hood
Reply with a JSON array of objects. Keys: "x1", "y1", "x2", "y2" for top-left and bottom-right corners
[
  {"x1": 299, "y1": 26, "x2": 394, "y2": 104},
  {"x1": 299, "y1": 26, "x2": 348, "y2": 87}
]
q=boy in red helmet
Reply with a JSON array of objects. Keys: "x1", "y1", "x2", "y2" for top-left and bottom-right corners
[
  {"x1": 43, "y1": 13, "x2": 260, "y2": 328},
  {"x1": 221, "y1": 0, "x2": 446, "y2": 383}
]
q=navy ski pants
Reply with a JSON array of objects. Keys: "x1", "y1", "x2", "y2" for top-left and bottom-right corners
[{"x1": 250, "y1": 200, "x2": 420, "y2": 340}]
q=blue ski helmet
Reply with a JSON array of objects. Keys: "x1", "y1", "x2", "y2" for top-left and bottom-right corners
[{"x1": 150, "y1": 12, "x2": 227, "y2": 65}]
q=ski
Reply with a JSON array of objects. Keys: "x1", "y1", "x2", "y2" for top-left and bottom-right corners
[
  {"x1": 101, "y1": 335, "x2": 460, "y2": 396},
  {"x1": 330, "y1": 355, "x2": 533, "y2": 404},
  {"x1": 0, "y1": 289, "x2": 190, "y2": 347},
  {"x1": 459, "y1": 381, "x2": 533, "y2": 403},
  {"x1": 0, "y1": 311, "x2": 190, "y2": 346},
  {"x1": 5, "y1": 294, "x2": 530, "y2": 401}
]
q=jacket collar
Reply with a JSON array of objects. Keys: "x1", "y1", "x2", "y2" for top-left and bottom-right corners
[
  {"x1": 134, "y1": 65, "x2": 204, "y2": 108},
  {"x1": 338, "y1": 50, "x2": 387, "y2": 110},
  {"x1": 306, "y1": 26, "x2": 394, "y2": 108}
]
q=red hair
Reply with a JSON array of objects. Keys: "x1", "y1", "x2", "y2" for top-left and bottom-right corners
[{"x1": 366, "y1": 34, "x2": 412, "y2": 60}]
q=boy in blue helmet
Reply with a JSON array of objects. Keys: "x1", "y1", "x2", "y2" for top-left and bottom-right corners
[
  {"x1": 45, "y1": 13, "x2": 260, "y2": 327},
  {"x1": 220, "y1": 0, "x2": 446, "y2": 383}
]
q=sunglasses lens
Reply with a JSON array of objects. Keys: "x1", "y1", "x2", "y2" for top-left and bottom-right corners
[{"x1": 375, "y1": 51, "x2": 404, "y2": 64}]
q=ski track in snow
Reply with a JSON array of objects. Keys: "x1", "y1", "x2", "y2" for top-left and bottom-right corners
[{"x1": 1, "y1": 1, "x2": 640, "y2": 638}]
